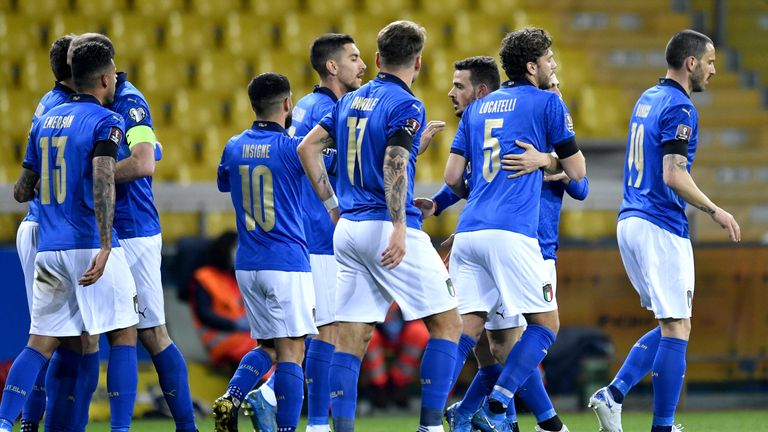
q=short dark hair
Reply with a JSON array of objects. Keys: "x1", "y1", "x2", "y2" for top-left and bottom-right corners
[
  {"x1": 454, "y1": 56, "x2": 501, "y2": 92},
  {"x1": 50, "y1": 34, "x2": 75, "y2": 82},
  {"x1": 247, "y1": 72, "x2": 291, "y2": 117},
  {"x1": 311, "y1": 33, "x2": 356, "y2": 79},
  {"x1": 70, "y1": 32, "x2": 115, "y2": 59},
  {"x1": 499, "y1": 27, "x2": 552, "y2": 80},
  {"x1": 377, "y1": 20, "x2": 426, "y2": 68},
  {"x1": 665, "y1": 29, "x2": 714, "y2": 70},
  {"x1": 71, "y1": 41, "x2": 114, "y2": 91}
]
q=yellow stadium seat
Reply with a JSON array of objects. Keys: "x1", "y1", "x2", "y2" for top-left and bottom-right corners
[
  {"x1": 166, "y1": 12, "x2": 220, "y2": 60},
  {"x1": 0, "y1": 58, "x2": 16, "y2": 89},
  {"x1": 258, "y1": 50, "x2": 313, "y2": 90},
  {"x1": 153, "y1": 127, "x2": 188, "y2": 181},
  {"x1": 133, "y1": 0, "x2": 184, "y2": 17},
  {"x1": 172, "y1": 90, "x2": 226, "y2": 134},
  {"x1": 401, "y1": 12, "x2": 453, "y2": 50},
  {"x1": 419, "y1": 0, "x2": 469, "y2": 19},
  {"x1": 50, "y1": 14, "x2": 108, "y2": 39},
  {"x1": 203, "y1": 211, "x2": 237, "y2": 238},
  {"x1": 0, "y1": 14, "x2": 46, "y2": 60},
  {"x1": 20, "y1": 52, "x2": 52, "y2": 94},
  {"x1": 305, "y1": 0, "x2": 354, "y2": 19},
  {"x1": 229, "y1": 90, "x2": 255, "y2": 127},
  {"x1": 362, "y1": 0, "x2": 413, "y2": 18},
  {"x1": 453, "y1": 13, "x2": 513, "y2": 55},
  {"x1": 0, "y1": 89, "x2": 37, "y2": 137},
  {"x1": 280, "y1": 12, "x2": 339, "y2": 56},
  {"x1": 251, "y1": 0, "x2": 301, "y2": 19},
  {"x1": 339, "y1": 14, "x2": 394, "y2": 61},
  {"x1": 76, "y1": 0, "x2": 127, "y2": 19},
  {"x1": 190, "y1": 0, "x2": 245, "y2": 19},
  {"x1": 110, "y1": 14, "x2": 162, "y2": 61},
  {"x1": 135, "y1": 52, "x2": 191, "y2": 99},
  {"x1": 223, "y1": 13, "x2": 276, "y2": 59},
  {"x1": 196, "y1": 53, "x2": 253, "y2": 95},
  {"x1": 17, "y1": 0, "x2": 71, "y2": 16},
  {"x1": 478, "y1": 0, "x2": 521, "y2": 14},
  {"x1": 577, "y1": 85, "x2": 630, "y2": 139},
  {"x1": 160, "y1": 212, "x2": 201, "y2": 243}
]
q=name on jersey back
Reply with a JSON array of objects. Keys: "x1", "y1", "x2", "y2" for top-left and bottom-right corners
[
  {"x1": 43, "y1": 114, "x2": 74, "y2": 129},
  {"x1": 478, "y1": 98, "x2": 518, "y2": 114},
  {"x1": 242, "y1": 144, "x2": 271, "y2": 159},
  {"x1": 350, "y1": 96, "x2": 379, "y2": 111}
]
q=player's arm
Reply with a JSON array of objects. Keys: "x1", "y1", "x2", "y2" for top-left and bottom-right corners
[
  {"x1": 501, "y1": 141, "x2": 561, "y2": 178},
  {"x1": 417, "y1": 120, "x2": 446, "y2": 156},
  {"x1": 297, "y1": 124, "x2": 339, "y2": 222},
  {"x1": 14, "y1": 168, "x2": 39, "y2": 203},
  {"x1": 556, "y1": 142, "x2": 586, "y2": 182},
  {"x1": 444, "y1": 153, "x2": 468, "y2": 199},
  {"x1": 381, "y1": 130, "x2": 411, "y2": 270},
  {"x1": 80, "y1": 130, "x2": 120, "y2": 286},
  {"x1": 663, "y1": 150, "x2": 740, "y2": 241},
  {"x1": 115, "y1": 125, "x2": 156, "y2": 182},
  {"x1": 414, "y1": 183, "x2": 462, "y2": 218}
]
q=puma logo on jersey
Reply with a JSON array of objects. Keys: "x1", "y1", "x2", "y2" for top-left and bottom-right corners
[{"x1": 681, "y1": 108, "x2": 691, "y2": 116}]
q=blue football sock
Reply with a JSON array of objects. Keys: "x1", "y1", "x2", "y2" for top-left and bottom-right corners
[
  {"x1": 420, "y1": 338, "x2": 458, "y2": 427},
  {"x1": 275, "y1": 362, "x2": 304, "y2": 431},
  {"x1": 21, "y1": 359, "x2": 48, "y2": 424},
  {"x1": 0, "y1": 347, "x2": 48, "y2": 426},
  {"x1": 329, "y1": 352, "x2": 361, "y2": 432},
  {"x1": 490, "y1": 325, "x2": 556, "y2": 408},
  {"x1": 652, "y1": 337, "x2": 687, "y2": 427},
  {"x1": 75, "y1": 351, "x2": 100, "y2": 431},
  {"x1": 517, "y1": 369, "x2": 556, "y2": 422},
  {"x1": 44, "y1": 347, "x2": 81, "y2": 431},
  {"x1": 227, "y1": 348, "x2": 273, "y2": 403},
  {"x1": 108, "y1": 345, "x2": 138, "y2": 431},
  {"x1": 505, "y1": 395, "x2": 517, "y2": 423},
  {"x1": 610, "y1": 326, "x2": 662, "y2": 403},
  {"x1": 651, "y1": 426, "x2": 673, "y2": 432},
  {"x1": 305, "y1": 339, "x2": 334, "y2": 426},
  {"x1": 450, "y1": 334, "x2": 477, "y2": 388},
  {"x1": 151, "y1": 343, "x2": 196, "y2": 431},
  {"x1": 458, "y1": 363, "x2": 502, "y2": 415}
]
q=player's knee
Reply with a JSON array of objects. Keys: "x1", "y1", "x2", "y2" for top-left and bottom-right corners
[
  {"x1": 138, "y1": 325, "x2": 172, "y2": 355},
  {"x1": 106, "y1": 325, "x2": 138, "y2": 346},
  {"x1": 660, "y1": 318, "x2": 691, "y2": 340},
  {"x1": 424, "y1": 308, "x2": 462, "y2": 342}
]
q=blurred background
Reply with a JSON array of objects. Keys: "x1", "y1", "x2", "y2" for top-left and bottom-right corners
[{"x1": 1, "y1": 0, "x2": 767, "y2": 421}]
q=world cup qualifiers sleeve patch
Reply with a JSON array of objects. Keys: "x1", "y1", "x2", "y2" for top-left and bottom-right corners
[
  {"x1": 109, "y1": 127, "x2": 123, "y2": 145},
  {"x1": 565, "y1": 114, "x2": 574, "y2": 132},
  {"x1": 675, "y1": 124, "x2": 692, "y2": 141},
  {"x1": 403, "y1": 118, "x2": 421, "y2": 137},
  {"x1": 128, "y1": 107, "x2": 147, "y2": 123}
]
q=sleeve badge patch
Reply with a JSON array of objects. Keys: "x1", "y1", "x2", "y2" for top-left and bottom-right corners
[
  {"x1": 128, "y1": 107, "x2": 147, "y2": 123},
  {"x1": 403, "y1": 118, "x2": 421, "y2": 137},
  {"x1": 675, "y1": 124, "x2": 692, "y2": 141},
  {"x1": 109, "y1": 127, "x2": 123, "y2": 145},
  {"x1": 565, "y1": 114, "x2": 574, "y2": 133}
]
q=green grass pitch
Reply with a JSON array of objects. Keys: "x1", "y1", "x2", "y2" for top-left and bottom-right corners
[{"x1": 35, "y1": 410, "x2": 768, "y2": 431}]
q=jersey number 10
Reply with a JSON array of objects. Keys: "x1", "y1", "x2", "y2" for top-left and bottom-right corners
[
  {"x1": 39, "y1": 136, "x2": 67, "y2": 205},
  {"x1": 239, "y1": 165, "x2": 275, "y2": 232},
  {"x1": 627, "y1": 122, "x2": 645, "y2": 188}
]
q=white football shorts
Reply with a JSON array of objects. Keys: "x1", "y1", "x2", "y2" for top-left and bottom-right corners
[
  {"x1": 236, "y1": 269, "x2": 318, "y2": 340},
  {"x1": 310, "y1": 254, "x2": 337, "y2": 327},
  {"x1": 450, "y1": 230, "x2": 556, "y2": 322},
  {"x1": 484, "y1": 259, "x2": 557, "y2": 330},
  {"x1": 333, "y1": 219, "x2": 459, "y2": 323},
  {"x1": 30, "y1": 247, "x2": 139, "y2": 337},
  {"x1": 119, "y1": 234, "x2": 165, "y2": 329},
  {"x1": 617, "y1": 217, "x2": 695, "y2": 319},
  {"x1": 16, "y1": 221, "x2": 39, "y2": 313}
]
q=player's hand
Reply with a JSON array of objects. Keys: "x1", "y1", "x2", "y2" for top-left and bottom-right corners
[
  {"x1": 501, "y1": 140, "x2": 549, "y2": 179},
  {"x1": 417, "y1": 121, "x2": 446, "y2": 156},
  {"x1": 381, "y1": 224, "x2": 406, "y2": 270},
  {"x1": 414, "y1": 197, "x2": 437, "y2": 218},
  {"x1": 441, "y1": 233, "x2": 455, "y2": 267},
  {"x1": 328, "y1": 207, "x2": 340, "y2": 225},
  {"x1": 543, "y1": 172, "x2": 569, "y2": 183},
  {"x1": 79, "y1": 248, "x2": 111, "y2": 286},
  {"x1": 711, "y1": 207, "x2": 741, "y2": 242}
]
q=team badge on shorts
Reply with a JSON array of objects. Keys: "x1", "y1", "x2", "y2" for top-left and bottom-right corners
[
  {"x1": 133, "y1": 294, "x2": 139, "y2": 314},
  {"x1": 446, "y1": 278, "x2": 456, "y2": 297},
  {"x1": 687, "y1": 290, "x2": 693, "y2": 309},
  {"x1": 542, "y1": 283, "x2": 554, "y2": 303}
]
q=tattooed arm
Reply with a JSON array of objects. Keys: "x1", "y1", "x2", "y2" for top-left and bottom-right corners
[
  {"x1": 80, "y1": 155, "x2": 116, "y2": 286},
  {"x1": 297, "y1": 124, "x2": 339, "y2": 222},
  {"x1": 663, "y1": 153, "x2": 740, "y2": 241},
  {"x1": 14, "y1": 168, "x2": 39, "y2": 203},
  {"x1": 381, "y1": 145, "x2": 409, "y2": 269}
]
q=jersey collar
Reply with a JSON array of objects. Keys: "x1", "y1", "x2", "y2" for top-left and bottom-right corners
[
  {"x1": 658, "y1": 78, "x2": 690, "y2": 99},
  {"x1": 314, "y1": 85, "x2": 338, "y2": 103},
  {"x1": 54, "y1": 81, "x2": 75, "y2": 95},
  {"x1": 252, "y1": 120, "x2": 287, "y2": 134},
  {"x1": 502, "y1": 79, "x2": 535, "y2": 88},
  {"x1": 69, "y1": 94, "x2": 101, "y2": 104},
  {"x1": 376, "y1": 72, "x2": 413, "y2": 95},
  {"x1": 117, "y1": 72, "x2": 128, "y2": 86}
]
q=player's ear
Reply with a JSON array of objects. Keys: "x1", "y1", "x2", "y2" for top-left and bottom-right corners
[
  {"x1": 685, "y1": 55, "x2": 697, "y2": 73},
  {"x1": 326, "y1": 59, "x2": 337, "y2": 77},
  {"x1": 526, "y1": 61, "x2": 537, "y2": 77},
  {"x1": 282, "y1": 95, "x2": 291, "y2": 113},
  {"x1": 375, "y1": 52, "x2": 381, "y2": 69},
  {"x1": 100, "y1": 72, "x2": 109, "y2": 89},
  {"x1": 414, "y1": 54, "x2": 422, "y2": 73},
  {"x1": 476, "y1": 83, "x2": 489, "y2": 99}
]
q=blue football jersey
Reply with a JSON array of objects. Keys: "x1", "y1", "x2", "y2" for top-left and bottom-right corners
[
  {"x1": 24, "y1": 82, "x2": 76, "y2": 223},
  {"x1": 618, "y1": 79, "x2": 698, "y2": 238},
  {"x1": 217, "y1": 121, "x2": 310, "y2": 272},
  {"x1": 292, "y1": 86, "x2": 338, "y2": 255},
  {"x1": 452, "y1": 80, "x2": 576, "y2": 238},
  {"x1": 23, "y1": 94, "x2": 124, "y2": 252},
  {"x1": 319, "y1": 72, "x2": 425, "y2": 229},
  {"x1": 538, "y1": 177, "x2": 589, "y2": 261},
  {"x1": 111, "y1": 72, "x2": 161, "y2": 239}
]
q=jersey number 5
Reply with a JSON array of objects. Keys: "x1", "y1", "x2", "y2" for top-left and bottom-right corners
[
  {"x1": 39, "y1": 136, "x2": 67, "y2": 204},
  {"x1": 346, "y1": 116, "x2": 368, "y2": 186},
  {"x1": 239, "y1": 165, "x2": 275, "y2": 232},
  {"x1": 482, "y1": 119, "x2": 504, "y2": 182},
  {"x1": 627, "y1": 122, "x2": 644, "y2": 188}
]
